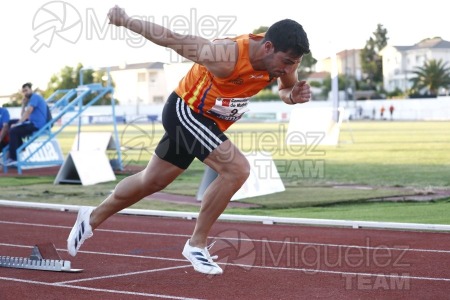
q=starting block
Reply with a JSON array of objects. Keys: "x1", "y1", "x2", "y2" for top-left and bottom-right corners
[{"x1": 0, "y1": 242, "x2": 83, "y2": 273}]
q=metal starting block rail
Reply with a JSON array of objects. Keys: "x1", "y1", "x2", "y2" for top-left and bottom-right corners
[
  {"x1": 0, "y1": 242, "x2": 83, "y2": 273},
  {"x1": 0, "y1": 256, "x2": 76, "y2": 272}
]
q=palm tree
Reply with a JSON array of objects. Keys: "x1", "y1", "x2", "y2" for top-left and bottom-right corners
[{"x1": 410, "y1": 59, "x2": 450, "y2": 96}]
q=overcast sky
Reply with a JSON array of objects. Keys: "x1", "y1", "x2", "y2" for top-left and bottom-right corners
[{"x1": 0, "y1": 0, "x2": 448, "y2": 95}]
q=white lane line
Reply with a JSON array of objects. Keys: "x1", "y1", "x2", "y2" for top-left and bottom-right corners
[
  {"x1": 0, "y1": 220, "x2": 189, "y2": 237},
  {"x1": 0, "y1": 276, "x2": 202, "y2": 299},
  {"x1": 1, "y1": 242, "x2": 450, "y2": 283},
  {"x1": 1, "y1": 220, "x2": 450, "y2": 254},
  {"x1": 0, "y1": 243, "x2": 187, "y2": 262},
  {"x1": 55, "y1": 265, "x2": 192, "y2": 284},
  {"x1": 230, "y1": 263, "x2": 450, "y2": 282}
]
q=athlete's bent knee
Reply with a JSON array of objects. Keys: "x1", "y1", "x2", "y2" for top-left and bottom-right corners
[{"x1": 221, "y1": 156, "x2": 250, "y2": 187}]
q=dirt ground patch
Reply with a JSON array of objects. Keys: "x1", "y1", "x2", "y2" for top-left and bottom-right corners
[
  {"x1": 331, "y1": 184, "x2": 450, "y2": 202},
  {"x1": 0, "y1": 165, "x2": 257, "y2": 208},
  {"x1": 1, "y1": 166, "x2": 449, "y2": 206}
]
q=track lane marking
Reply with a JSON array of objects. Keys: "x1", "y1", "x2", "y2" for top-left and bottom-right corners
[
  {"x1": 0, "y1": 276, "x2": 202, "y2": 299},
  {"x1": 1, "y1": 220, "x2": 450, "y2": 254},
  {"x1": 55, "y1": 265, "x2": 192, "y2": 284},
  {"x1": 1, "y1": 242, "x2": 450, "y2": 283}
]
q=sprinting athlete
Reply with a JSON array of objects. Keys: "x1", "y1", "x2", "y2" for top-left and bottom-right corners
[{"x1": 68, "y1": 5, "x2": 311, "y2": 275}]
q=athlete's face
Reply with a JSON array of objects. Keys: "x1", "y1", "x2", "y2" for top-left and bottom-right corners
[{"x1": 263, "y1": 42, "x2": 302, "y2": 78}]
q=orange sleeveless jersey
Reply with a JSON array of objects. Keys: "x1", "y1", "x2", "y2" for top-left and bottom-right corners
[{"x1": 175, "y1": 34, "x2": 275, "y2": 132}]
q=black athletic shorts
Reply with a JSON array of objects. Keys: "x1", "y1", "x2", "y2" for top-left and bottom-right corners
[{"x1": 154, "y1": 92, "x2": 228, "y2": 169}]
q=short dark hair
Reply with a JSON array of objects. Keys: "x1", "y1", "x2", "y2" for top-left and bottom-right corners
[
  {"x1": 22, "y1": 82, "x2": 32, "y2": 89},
  {"x1": 264, "y1": 19, "x2": 310, "y2": 57}
]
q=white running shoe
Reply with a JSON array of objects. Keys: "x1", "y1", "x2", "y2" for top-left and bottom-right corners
[
  {"x1": 67, "y1": 207, "x2": 94, "y2": 257},
  {"x1": 182, "y1": 239, "x2": 223, "y2": 275}
]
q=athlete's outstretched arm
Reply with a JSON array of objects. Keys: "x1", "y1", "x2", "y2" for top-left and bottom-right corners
[{"x1": 107, "y1": 6, "x2": 236, "y2": 77}]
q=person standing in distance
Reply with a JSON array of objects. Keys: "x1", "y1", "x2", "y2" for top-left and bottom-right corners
[{"x1": 67, "y1": 5, "x2": 311, "y2": 275}]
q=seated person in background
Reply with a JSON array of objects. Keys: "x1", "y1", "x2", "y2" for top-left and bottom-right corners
[
  {"x1": 0, "y1": 106, "x2": 11, "y2": 152},
  {"x1": 7, "y1": 92, "x2": 33, "y2": 127},
  {"x1": 4, "y1": 82, "x2": 47, "y2": 165}
]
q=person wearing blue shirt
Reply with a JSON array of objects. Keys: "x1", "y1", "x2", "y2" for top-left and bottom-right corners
[
  {"x1": 5, "y1": 82, "x2": 47, "y2": 165},
  {"x1": 0, "y1": 106, "x2": 10, "y2": 152}
]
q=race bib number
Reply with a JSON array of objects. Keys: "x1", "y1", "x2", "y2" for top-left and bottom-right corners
[{"x1": 207, "y1": 97, "x2": 250, "y2": 121}]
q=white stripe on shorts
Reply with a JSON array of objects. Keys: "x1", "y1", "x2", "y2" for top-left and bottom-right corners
[
  {"x1": 185, "y1": 104, "x2": 223, "y2": 146},
  {"x1": 176, "y1": 98, "x2": 218, "y2": 151}
]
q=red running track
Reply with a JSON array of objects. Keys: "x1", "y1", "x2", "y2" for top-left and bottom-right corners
[{"x1": 1, "y1": 206, "x2": 449, "y2": 299}]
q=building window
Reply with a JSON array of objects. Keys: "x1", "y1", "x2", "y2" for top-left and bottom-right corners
[
  {"x1": 153, "y1": 96, "x2": 164, "y2": 103},
  {"x1": 137, "y1": 72, "x2": 146, "y2": 82},
  {"x1": 148, "y1": 72, "x2": 157, "y2": 87},
  {"x1": 415, "y1": 55, "x2": 424, "y2": 64},
  {"x1": 149, "y1": 76, "x2": 156, "y2": 87}
]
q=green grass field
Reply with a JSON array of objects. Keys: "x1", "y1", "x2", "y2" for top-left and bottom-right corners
[{"x1": 2, "y1": 121, "x2": 450, "y2": 224}]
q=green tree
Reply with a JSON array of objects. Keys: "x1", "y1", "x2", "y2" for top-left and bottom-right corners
[
  {"x1": 372, "y1": 24, "x2": 389, "y2": 52},
  {"x1": 301, "y1": 53, "x2": 317, "y2": 70},
  {"x1": 321, "y1": 74, "x2": 351, "y2": 98},
  {"x1": 45, "y1": 63, "x2": 116, "y2": 105},
  {"x1": 297, "y1": 52, "x2": 317, "y2": 79},
  {"x1": 360, "y1": 24, "x2": 388, "y2": 89},
  {"x1": 2, "y1": 91, "x2": 23, "y2": 107},
  {"x1": 252, "y1": 26, "x2": 268, "y2": 34},
  {"x1": 410, "y1": 59, "x2": 450, "y2": 96}
]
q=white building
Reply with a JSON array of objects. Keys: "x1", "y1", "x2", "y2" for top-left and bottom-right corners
[
  {"x1": 315, "y1": 49, "x2": 362, "y2": 80},
  {"x1": 109, "y1": 62, "x2": 168, "y2": 105},
  {"x1": 380, "y1": 37, "x2": 450, "y2": 93}
]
